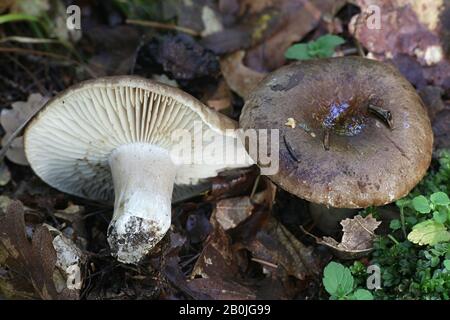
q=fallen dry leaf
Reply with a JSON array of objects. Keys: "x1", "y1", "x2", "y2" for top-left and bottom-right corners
[
  {"x1": 0, "y1": 201, "x2": 81, "y2": 299},
  {"x1": 191, "y1": 211, "x2": 241, "y2": 280},
  {"x1": 320, "y1": 214, "x2": 381, "y2": 259},
  {"x1": 215, "y1": 196, "x2": 254, "y2": 230},
  {"x1": 350, "y1": 0, "x2": 450, "y2": 89},
  {"x1": 186, "y1": 277, "x2": 256, "y2": 299},
  {"x1": 242, "y1": 0, "x2": 323, "y2": 71},
  {"x1": 220, "y1": 51, "x2": 266, "y2": 98},
  {"x1": 241, "y1": 212, "x2": 320, "y2": 280},
  {"x1": 203, "y1": 79, "x2": 233, "y2": 112},
  {"x1": 208, "y1": 166, "x2": 259, "y2": 201},
  {"x1": 1, "y1": 93, "x2": 47, "y2": 165}
]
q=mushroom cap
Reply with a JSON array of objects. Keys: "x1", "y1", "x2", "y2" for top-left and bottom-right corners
[
  {"x1": 24, "y1": 76, "x2": 242, "y2": 203},
  {"x1": 240, "y1": 57, "x2": 433, "y2": 208}
]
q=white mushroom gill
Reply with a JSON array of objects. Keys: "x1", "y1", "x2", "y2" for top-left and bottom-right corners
[{"x1": 24, "y1": 77, "x2": 252, "y2": 265}]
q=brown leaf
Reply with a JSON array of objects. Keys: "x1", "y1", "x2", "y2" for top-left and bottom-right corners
[
  {"x1": 188, "y1": 206, "x2": 259, "y2": 299},
  {"x1": 0, "y1": 93, "x2": 47, "y2": 165},
  {"x1": 350, "y1": 0, "x2": 450, "y2": 89},
  {"x1": 220, "y1": 51, "x2": 266, "y2": 98},
  {"x1": 208, "y1": 166, "x2": 258, "y2": 200},
  {"x1": 215, "y1": 196, "x2": 254, "y2": 230},
  {"x1": 243, "y1": 213, "x2": 320, "y2": 280},
  {"x1": 243, "y1": 0, "x2": 323, "y2": 71},
  {"x1": 203, "y1": 80, "x2": 233, "y2": 112},
  {"x1": 191, "y1": 212, "x2": 240, "y2": 279},
  {"x1": 187, "y1": 277, "x2": 256, "y2": 299},
  {"x1": 0, "y1": 201, "x2": 81, "y2": 299},
  {"x1": 320, "y1": 214, "x2": 381, "y2": 259}
]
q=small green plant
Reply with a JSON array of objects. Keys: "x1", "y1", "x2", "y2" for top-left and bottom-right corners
[
  {"x1": 322, "y1": 261, "x2": 373, "y2": 300},
  {"x1": 405, "y1": 192, "x2": 450, "y2": 245},
  {"x1": 284, "y1": 34, "x2": 345, "y2": 60},
  {"x1": 358, "y1": 150, "x2": 450, "y2": 299}
]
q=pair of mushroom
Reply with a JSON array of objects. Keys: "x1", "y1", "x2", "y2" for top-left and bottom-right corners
[
  {"x1": 25, "y1": 77, "x2": 253, "y2": 264},
  {"x1": 24, "y1": 57, "x2": 433, "y2": 264}
]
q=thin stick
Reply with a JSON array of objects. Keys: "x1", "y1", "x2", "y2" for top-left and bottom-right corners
[
  {"x1": 299, "y1": 225, "x2": 321, "y2": 242},
  {"x1": 0, "y1": 36, "x2": 60, "y2": 44},
  {"x1": 251, "y1": 257, "x2": 278, "y2": 269},
  {"x1": 126, "y1": 19, "x2": 200, "y2": 37},
  {"x1": 250, "y1": 174, "x2": 261, "y2": 200}
]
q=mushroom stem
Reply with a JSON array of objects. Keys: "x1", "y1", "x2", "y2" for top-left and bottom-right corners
[
  {"x1": 309, "y1": 203, "x2": 356, "y2": 234},
  {"x1": 107, "y1": 143, "x2": 176, "y2": 264}
]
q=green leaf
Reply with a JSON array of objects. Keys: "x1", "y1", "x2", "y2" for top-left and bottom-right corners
[
  {"x1": 314, "y1": 34, "x2": 346, "y2": 50},
  {"x1": 407, "y1": 220, "x2": 450, "y2": 245},
  {"x1": 284, "y1": 43, "x2": 312, "y2": 60},
  {"x1": 352, "y1": 289, "x2": 374, "y2": 300},
  {"x1": 323, "y1": 262, "x2": 354, "y2": 298},
  {"x1": 430, "y1": 192, "x2": 450, "y2": 206},
  {"x1": 433, "y1": 210, "x2": 447, "y2": 224},
  {"x1": 0, "y1": 13, "x2": 40, "y2": 25},
  {"x1": 395, "y1": 198, "x2": 410, "y2": 208},
  {"x1": 444, "y1": 260, "x2": 450, "y2": 271},
  {"x1": 405, "y1": 216, "x2": 418, "y2": 225},
  {"x1": 284, "y1": 34, "x2": 345, "y2": 60},
  {"x1": 412, "y1": 195, "x2": 431, "y2": 214},
  {"x1": 389, "y1": 219, "x2": 401, "y2": 230}
]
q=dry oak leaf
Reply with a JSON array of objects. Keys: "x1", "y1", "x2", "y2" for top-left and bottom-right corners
[
  {"x1": 321, "y1": 214, "x2": 381, "y2": 259},
  {"x1": 0, "y1": 200, "x2": 80, "y2": 299},
  {"x1": 1, "y1": 93, "x2": 47, "y2": 165},
  {"x1": 220, "y1": 50, "x2": 266, "y2": 98}
]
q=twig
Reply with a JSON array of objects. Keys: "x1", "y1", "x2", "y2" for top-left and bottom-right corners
[
  {"x1": 251, "y1": 257, "x2": 278, "y2": 269},
  {"x1": 299, "y1": 225, "x2": 321, "y2": 242},
  {"x1": 0, "y1": 36, "x2": 60, "y2": 44},
  {"x1": 250, "y1": 174, "x2": 261, "y2": 200},
  {"x1": 126, "y1": 19, "x2": 200, "y2": 37}
]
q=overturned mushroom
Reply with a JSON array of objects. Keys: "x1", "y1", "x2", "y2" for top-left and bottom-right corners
[
  {"x1": 25, "y1": 76, "x2": 252, "y2": 264},
  {"x1": 240, "y1": 57, "x2": 433, "y2": 231}
]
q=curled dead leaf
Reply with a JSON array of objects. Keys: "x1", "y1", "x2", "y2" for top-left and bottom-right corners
[
  {"x1": 0, "y1": 93, "x2": 48, "y2": 165},
  {"x1": 220, "y1": 51, "x2": 266, "y2": 98},
  {"x1": 317, "y1": 214, "x2": 381, "y2": 260},
  {"x1": 0, "y1": 200, "x2": 83, "y2": 299},
  {"x1": 215, "y1": 196, "x2": 254, "y2": 231}
]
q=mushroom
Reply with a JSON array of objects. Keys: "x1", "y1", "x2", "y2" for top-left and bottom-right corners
[
  {"x1": 239, "y1": 57, "x2": 433, "y2": 232},
  {"x1": 24, "y1": 76, "x2": 252, "y2": 264}
]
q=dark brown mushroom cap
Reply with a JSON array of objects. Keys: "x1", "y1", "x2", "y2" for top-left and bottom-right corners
[{"x1": 240, "y1": 57, "x2": 433, "y2": 208}]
